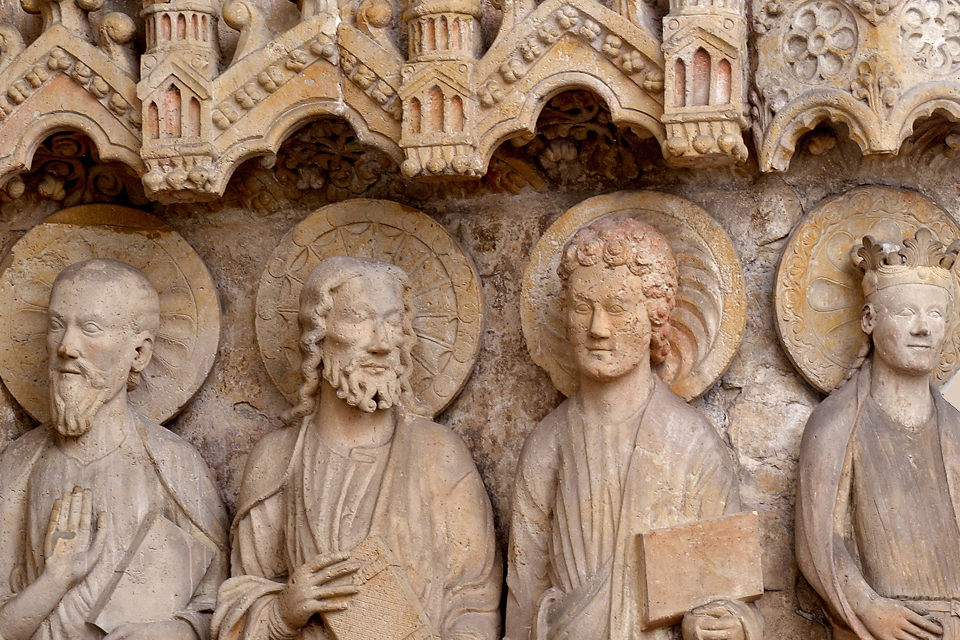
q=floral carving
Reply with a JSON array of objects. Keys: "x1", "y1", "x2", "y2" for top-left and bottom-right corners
[
  {"x1": 514, "y1": 91, "x2": 654, "y2": 186},
  {"x1": 0, "y1": 132, "x2": 145, "y2": 209},
  {"x1": 783, "y1": 1, "x2": 858, "y2": 82},
  {"x1": 900, "y1": 0, "x2": 960, "y2": 74},
  {"x1": 850, "y1": 55, "x2": 899, "y2": 115}
]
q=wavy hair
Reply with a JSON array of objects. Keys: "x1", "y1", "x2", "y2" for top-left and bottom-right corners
[
  {"x1": 282, "y1": 256, "x2": 417, "y2": 425},
  {"x1": 558, "y1": 216, "x2": 678, "y2": 364}
]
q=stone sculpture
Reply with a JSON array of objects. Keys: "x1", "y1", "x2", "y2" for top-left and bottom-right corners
[
  {"x1": 506, "y1": 216, "x2": 763, "y2": 640},
  {"x1": 212, "y1": 256, "x2": 502, "y2": 640},
  {"x1": 775, "y1": 187, "x2": 960, "y2": 393},
  {"x1": 0, "y1": 258, "x2": 228, "y2": 640},
  {"x1": 796, "y1": 227, "x2": 960, "y2": 640},
  {"x1": 752, "y1": 0, "x2": 960, "y2": 171}
]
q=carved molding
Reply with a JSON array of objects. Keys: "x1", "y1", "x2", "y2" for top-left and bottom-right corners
[
  {"x1": 0, "y1": 0, "x2": 749, "y2": 201},
  {"x1": 754, "y1": 0, "x2": 960, "y2": 171}
]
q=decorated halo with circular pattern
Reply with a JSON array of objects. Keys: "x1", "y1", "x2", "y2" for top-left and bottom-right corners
[
  {"x1": 256, "y1": 199, "x2": 483, "y2": 418},
  {"x1": 0, "y1": 205, "x2": 221, "y2": 424},
  {"x1": 521, "y1": 191, "x2": 747, "y2": 401},
  {"x1": 775, "y1": 186, "x2": 960, "y2": 393}
]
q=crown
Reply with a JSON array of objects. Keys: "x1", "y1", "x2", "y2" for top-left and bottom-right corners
[{"x1": 854, "y1": 228, "x2": 960, "y2": 297}]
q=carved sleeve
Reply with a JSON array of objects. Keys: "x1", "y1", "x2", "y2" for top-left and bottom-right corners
[
  {"x1": 436, "y1": 464, "x2": 503, "y2": 640},
  {"x1": 504, "y1": 426, "x2": 559, "y2": 640},
  {"x1": 212, "y1": 492, "x2": 297, "y2": 640}
]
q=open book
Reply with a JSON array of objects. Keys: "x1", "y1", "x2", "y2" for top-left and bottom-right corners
[
  {"x1": 321, "y1": 536, "x2": 440, "y2": 640},
  {"x1": 87, "y1": 512, "x2": 217, "y2": 633},
  {"x1": 638, "y1": 511, "x2": 764, "y2": 629}
]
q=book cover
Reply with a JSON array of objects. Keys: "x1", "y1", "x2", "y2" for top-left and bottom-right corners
[
  {"x1": 87, "y1": 512, "x2": 217, "y2": 633},
  {"x1": 638, "y1": 511, "x2": 764, "y2": 629},
  {"x1": 321, "y1": 536, "x2": 439, "y2": 640}
]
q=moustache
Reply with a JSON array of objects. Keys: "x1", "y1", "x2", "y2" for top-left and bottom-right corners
[{"x1": 51, "y1": 358, "x2": 108, "y2": 389}]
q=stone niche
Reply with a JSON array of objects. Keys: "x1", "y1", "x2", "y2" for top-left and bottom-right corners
[{"x1": 0, "y1": 0, "x2": 960, "y2": 634}]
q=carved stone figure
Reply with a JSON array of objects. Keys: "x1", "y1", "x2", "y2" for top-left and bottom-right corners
[
  {"x1": 212, "y1": 256, "x2": 502, "y2": 640},
  {"x1": 796, "y1": 228, "x2": 960, "y2": 640},
  {"x1": 506, "y1": 217, "x2": 763, "y2": 640},
  {"x1": 0, "y1": 258, "x2": 228, "y2": 640}
]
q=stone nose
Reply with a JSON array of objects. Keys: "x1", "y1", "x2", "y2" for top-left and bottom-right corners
[{"x1": 588, "y1": 304, "x2": 611, "y2": 339}]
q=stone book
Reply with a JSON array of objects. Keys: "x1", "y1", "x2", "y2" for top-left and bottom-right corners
[
  {"x1": 321, "y1": 536, "x2": 440, "y2": 640},
  {"x1": 87, "y1": 512, "x2": 217, "y2": 633},
  {"x1": 638, "y1": 511, "x2": 764, "y2": 629}
]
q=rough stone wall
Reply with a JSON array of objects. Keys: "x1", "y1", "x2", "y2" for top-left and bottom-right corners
[{"x1": 2, "y1": 117, "x2": 959, "y2": 639}]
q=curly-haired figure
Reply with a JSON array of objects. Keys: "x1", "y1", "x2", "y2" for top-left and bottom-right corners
[
  {"x1": 506, "y1": 217, "x2": 763, "y2": 640},
  {"x1": 213, "y1": 256, "x2": 501, "y2": 640}
]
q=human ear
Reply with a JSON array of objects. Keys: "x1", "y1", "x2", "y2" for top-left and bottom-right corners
[
  {"x1": 131, "y1": 333, "x2": 154, "y2": 372},
  {"x1": 860, "y1": 303, "x2": 877, "y2": 335}
]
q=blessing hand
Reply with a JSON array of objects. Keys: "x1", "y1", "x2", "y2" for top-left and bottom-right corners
[
  {"x1": 681, "y1": 601, "x2": 746, "y2": 640},
  {"x1": 42, "y1": 486, "x2": 108, "y2": 591}
]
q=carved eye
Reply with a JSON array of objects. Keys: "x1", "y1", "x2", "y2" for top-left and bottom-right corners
[
  {"x1": 608, "y1": 304, "x2": 627, "y2": 314},
  {"x1": 575, "y1": 303, "x2": 591, "y2": 314},
  {"x1": 48, "y1": 317, "x2": 64, "y2": 331},
  {"x1": 82, "y1": 322, "x2": 102, "y2": 334}
]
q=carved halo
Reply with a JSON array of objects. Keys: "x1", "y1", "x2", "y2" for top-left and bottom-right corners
[
  {"x1": 0, "y1": 205, "x2": 221, "y2": 424},
  {"x1": 775, "y1": 186, "x2": 960, "y2": 393},
  {"x1": 256, "y1": 199, "x2": 483, "y2": 418},
  {"x1": 521, "y1": 191, "x2": 747, "y2": 401}
]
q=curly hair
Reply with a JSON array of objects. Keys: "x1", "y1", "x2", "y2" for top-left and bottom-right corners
[
  {"x1": 282, "y1": 256, "x2": 417, "y2": 425},
  {"x1": 558, "y1": 216, "x2": 678, "y2": 364}
]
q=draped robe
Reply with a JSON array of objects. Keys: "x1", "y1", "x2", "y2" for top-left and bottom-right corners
[
  {"x1": 505, "y1": 378, "x2": 763, "y2": 640},
  {"x1": 212, "y1": 408, "x2": 502, "y2": 640},
  {"x1": 796, "y1": 361, "x2": 960, "y2": 640},
  {"x1": 0, "y1": 418, "x2": 229, "y2": 640}
]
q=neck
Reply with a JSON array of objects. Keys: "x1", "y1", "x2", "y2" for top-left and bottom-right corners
[
  {"x1": 577, "y1": 357, "x2": 654, "y2": 424},
  {"x1": 55, "y1": 391, "x2": 134, "y2": 463},
  {"x1": 869, "y1": 357, "x2": 935, "y2": 430},
  {"x1": 314, "y1": 378, "x2": 396, "y2": 455}
]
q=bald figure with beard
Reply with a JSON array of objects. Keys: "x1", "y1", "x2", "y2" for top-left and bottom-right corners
[
  {"x1": 0, "y1": 259, "x2": 228, "y2": 640},
  {"x1": 212, "y1": 256, "x2": 501, "y2": 640}
]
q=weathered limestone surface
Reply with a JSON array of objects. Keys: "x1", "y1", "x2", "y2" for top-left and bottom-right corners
[{"x1": 0, "y1": 117, "x2": 959, "y2": 639}]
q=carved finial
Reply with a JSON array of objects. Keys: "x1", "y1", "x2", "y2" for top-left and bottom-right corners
[
  {"x1": 0, "y1": 24, "x2": 25, "y2": 72},
  {"x1": 99, "y1": 12, "x2": 138, "y2": 79},
  {"x1": 22, "y1": 0, "x2": 104, "y2": 40},
  {"x1": 223, "y1": 0, "x2": 271, "y2": 66}
]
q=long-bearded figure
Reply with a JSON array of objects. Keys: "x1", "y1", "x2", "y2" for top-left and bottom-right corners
[
  {"x1": 506, "y1": 217, "x2": 763, "y2": 640},
  {"x1": 797, "y1": 229, "x2": 960, "y2": 640},
  {"x1": 0, "y1": 259, "x2": 228, "y2": 640},
  {"x1": 212, "y1": 256, "x2": 501, "y2": 640}
]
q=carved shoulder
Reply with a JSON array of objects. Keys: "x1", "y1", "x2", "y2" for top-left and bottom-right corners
[
  {"x1": 0, "y1": 426, "x2": 49, "y2": 488},
  {"x1": 236, "y1": 426, "x2": 299, "y2": 512},
  {"x1": 405, "y1": 416, "x2": 485, "y2": 486}
]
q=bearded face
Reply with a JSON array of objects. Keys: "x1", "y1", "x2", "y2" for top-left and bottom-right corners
[
  {"x1": 321, "y1": 273, "x2": 409, "y2": 414},
  {"x1": 49, "y1": 357, "x2": 126, "y2": 437},
  {"x1": 46, "y1": 275, "x2": 152, "y2": 438},
  {"x1": 322, "y1": 346, "x2": 404, "y2": 413}
]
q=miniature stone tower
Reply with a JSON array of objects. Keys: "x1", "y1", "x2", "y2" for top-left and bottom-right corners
[
  {"x1": 138, "y1": 0, "x2": 220, "y2": 198},
  {"x1": 660, "y1": 0, "x2": 748, "y2": 167},
  {"x1": 398, "y1": 0, "x2": 483, "y2": 179}
]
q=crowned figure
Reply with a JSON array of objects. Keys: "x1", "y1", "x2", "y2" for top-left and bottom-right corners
[{"x1": 797, "y1": 228, "x2": 960, "y2": 640}]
